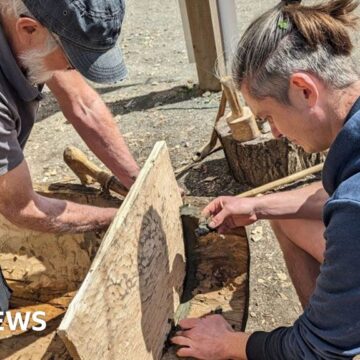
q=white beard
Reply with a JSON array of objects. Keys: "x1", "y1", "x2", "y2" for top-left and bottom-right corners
[{"x1": 18, "y1": 35, "x2": 58, "y2": 85}]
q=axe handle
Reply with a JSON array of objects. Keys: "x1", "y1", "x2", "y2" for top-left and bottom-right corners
[
  {"x1": 63, "y1": 146, "x2": 128, "y2": 197},
  {"x1": 238, "y1": 163, "x2": 324, "y2": 198},
  {"x1": 221, "y1": 76, "x2": 243, "y2": 118}
]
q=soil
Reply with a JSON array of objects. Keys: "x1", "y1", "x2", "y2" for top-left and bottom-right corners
[{"x1": 24, "y1": 0, "x2": 360, "y2": 337}]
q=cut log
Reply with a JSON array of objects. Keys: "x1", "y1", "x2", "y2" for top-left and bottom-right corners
[
  {"x1": 180, "y1": 197, "x2": 249, "y2": 327},
  {"x1": 0, "y1": 189, "x2": 250, "y2": 359},
  {"x1": 162, "y1": 197, "x2": 249, "y2": 360},
  {"x1": 58, "y1": 142, "x2": 186, "y2": 360},
  {"x1": 216, "y1": 116, "x2": 326, "y2": 187}
]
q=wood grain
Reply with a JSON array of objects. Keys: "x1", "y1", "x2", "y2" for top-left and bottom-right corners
[
  {"x1": 0, "y1": 193, "x2": 250, "y2": 359},
  {"x1": 0, "y1": 185, "x2": 121, "y2": 303},
  {"x1": 0, "y1": 179, "x2": 250, "y2": 359},
  {"x1": 216, "y1": 115, "x2": 326, "y2": 186},
  {"x1": 162, "y1": 197, "x2": 250, "y2": 360},
  {"x1": 58, "y1": 142, "x2": 186, "y2": 360},
  {"x1": 185, "y1": 0, "x2": 225, "y2": 91}
]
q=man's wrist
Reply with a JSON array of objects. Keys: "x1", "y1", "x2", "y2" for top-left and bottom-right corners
[
  {"x1": 115, "y1": 169, "x2": 139, "y2": 190},
  {"x1": 224, "y1": 331, "x2": 250, "y2": 360},
  {"x1": 250, "y1": 196, "x2": 265, "y2": 221}
]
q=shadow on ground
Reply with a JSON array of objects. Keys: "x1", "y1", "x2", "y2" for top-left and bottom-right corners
[
  {"x1": 181, "y1": 157, "x2": 248, "y2": 198},
  {"x1": 181, "y1": 156, "x2": 322, "y2": 198},
  {"x1": 37, "y1": 85, "x2": 203, "y2": 122}
]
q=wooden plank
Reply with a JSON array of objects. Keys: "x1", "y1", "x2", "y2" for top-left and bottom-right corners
[
  {"x1": 217, "y1": 0, "x2": 238, "y2": 71},
  {"x1": 58, "y1": 142, "x2": 186, "y2": 360},
  {"x1": 185, "y1": 0, "x2": 226, "y2": 91},
  {"x1": 178, "y1": 0, "x2": 195, "y2": 63},
  {"x1": 0, "y1": 187, "x2": 249, "y2": 359}
]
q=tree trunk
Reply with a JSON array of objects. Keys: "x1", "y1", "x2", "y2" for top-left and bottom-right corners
[{"x1": 216, "y1": 116, "x2": 326, "y2": 187}]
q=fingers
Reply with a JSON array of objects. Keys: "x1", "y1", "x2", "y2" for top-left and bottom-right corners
[
  {"x1": 202, "y1": 200, "x2": 219, "y2": 218},
  {"x1": 176, "y1": 329, "x2": 191, "y2": 337},
  {"x1": 201, "y1": 314, "x2": 224, "y2": 322},
  {"x1": 179, "y1": 318, "x2": 200, "y2": 329},
  {"x1": 172, "y1": 335, "x2": 198, "y2": 358},
  {"x1": 202, "y1": 196, "x2": 229, "y2": 218},
  {"x1": 208, "y1": 208, "x2": 229, "y2": 229},
  {"x1": 177, "y1": 346, "x2": 197, "y2": 358},
  {"x1": 171, "y1": 336, "x2": 192, "y2": 348},
  {"x1": 218, "y1": 216, "x2": 238, "y2": 233},
  {"x1": 218, "y1": 223, "x2": 231, "y2": 234},
  {"x1": 203, "y1": 196, "x2": 240, "y2": 229}
]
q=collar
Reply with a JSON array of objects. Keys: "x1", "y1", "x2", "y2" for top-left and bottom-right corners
[
  {"x1": 323, "y1": 96, "x2": 360, "y2": 195},
  {"x1": 343, "y1": 96, "x2": 360, "y2": 125},
  {"x1": 0, "y1": 22, "x2": 41, "y2": 102}
]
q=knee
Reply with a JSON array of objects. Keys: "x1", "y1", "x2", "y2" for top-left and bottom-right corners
[
  {"x1": 270, "y1": 218, "x2": 298, "y2": 234},
  {"x1": 269, "y1": 219, "x2": 297, "y2": 249},
  {"x1": 269, "y1": 218, "x2": 288, "y2": 236}
]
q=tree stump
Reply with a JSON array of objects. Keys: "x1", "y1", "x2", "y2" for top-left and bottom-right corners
[{"x1": 216, "y1": 116, "x2": 326, "y2": 187}]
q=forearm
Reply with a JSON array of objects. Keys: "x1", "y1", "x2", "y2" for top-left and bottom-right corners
[
  {"x1": 70, "y1": 99, "x2": 139, "y2": 188},
  {"x1": 6, "y1": 194, "x2": 117, "y2": 233},
  {"x1": 48, "y1": 71, "x2": 140, "y2": 189},
  {"x1": 254, "y1": 181, "x2": 328, "y2": 221}
]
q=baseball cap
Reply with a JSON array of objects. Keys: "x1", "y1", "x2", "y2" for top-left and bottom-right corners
[{"x1": 22, "y1": 0, "x2": 128, "y2": 84}]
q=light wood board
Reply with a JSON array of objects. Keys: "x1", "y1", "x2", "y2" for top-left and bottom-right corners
[
  {"x1": 185, "y1": 0, "x2": 225, "y2": 91},
  {"x1": 58, "y1": 141, "x2": 186, "y2": 360},
  {"x1": 178, "y1": 0, "x2": 195, "y2": 63},
  {"x1": 0, "y1": 196, "x2": 250, "y2": 360}
]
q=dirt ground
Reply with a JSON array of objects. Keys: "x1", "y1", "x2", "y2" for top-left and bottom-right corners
[{"x1": 25, "y1": 0, "x2": 360, "y2": 336}]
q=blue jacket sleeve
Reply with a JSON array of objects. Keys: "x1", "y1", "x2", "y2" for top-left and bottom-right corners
[{"x1": 246, "y1": 199, "x2": 360, "y2": 360}]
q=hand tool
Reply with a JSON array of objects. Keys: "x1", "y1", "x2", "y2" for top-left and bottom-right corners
[
  {"x1": 221, "y1": 76, "x2": 260, "y2": 142},
  {"x1": 63, "y1": 146, "x2": 128, "y2": 197}
]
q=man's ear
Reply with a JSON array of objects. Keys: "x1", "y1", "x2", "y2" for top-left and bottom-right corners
[
  {"x1": 15, "y1": 17, "x2": 43, "y2": 48},
  {"x1": 288, "y1": 73, "x2": 319, "y2": 108}
]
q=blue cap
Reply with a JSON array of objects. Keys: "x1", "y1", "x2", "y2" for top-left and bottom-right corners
[{"x1": 22, "y1": 0, "x2": 128, "y2": 84}]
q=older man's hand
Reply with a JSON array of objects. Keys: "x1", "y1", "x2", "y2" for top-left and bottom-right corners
[{"x1": 171, "y1": 315, "x2": 250, "y2": 360}]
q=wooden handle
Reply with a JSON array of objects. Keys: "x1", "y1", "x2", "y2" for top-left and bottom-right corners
[
  {"x1": 221, "y1": 76, "x2": 243, "y2": 117},
  {"x1": 63, "y1": 146, "x2": 128, "y2": 197},
  {"x1": 64, "y1": 147, "x2": 101, "y2": 184},
  {"x1": 237, "y1": 163, "x2": 324, "y2": 198}
]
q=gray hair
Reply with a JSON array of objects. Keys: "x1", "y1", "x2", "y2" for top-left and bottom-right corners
[
  {"x1": 0, "y1": 0, "x2": 33, "y2": 18},
  {"x1": 0, "y1": 0, "x2": 59, "y2": 57},
  {"x1": 232, "y1": 1, "x2": 360, "y2": 104}
]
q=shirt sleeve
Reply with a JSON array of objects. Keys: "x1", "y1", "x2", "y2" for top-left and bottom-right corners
[
  {"x1": 246, "y1": 199, "x2": 360, "y2": 360},
  {"x1": 0, "y1": 97, "x2": 24, "y2": 176}
]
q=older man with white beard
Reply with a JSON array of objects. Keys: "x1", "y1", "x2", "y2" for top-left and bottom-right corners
[
  {"x1": 0, "y1": 0, "x2": 141, "y2": 313},
  {"x1": 0, "y1": 0, "x2": 140, "y2": 232}
]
